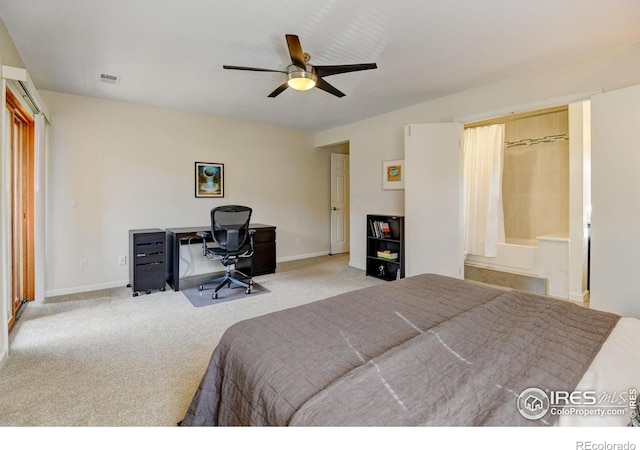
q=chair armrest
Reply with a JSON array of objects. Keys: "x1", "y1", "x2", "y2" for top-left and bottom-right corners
[
  {"x1": 246, "y1": 229, "x2": 255, "y2": 256},
  {"x1": 197, "y1": 231, "x2": 210, "y2": 256}
]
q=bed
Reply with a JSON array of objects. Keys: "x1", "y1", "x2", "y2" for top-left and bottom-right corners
[{"x1": 180, "y1": 273, "x2": 640, "y2": 426}]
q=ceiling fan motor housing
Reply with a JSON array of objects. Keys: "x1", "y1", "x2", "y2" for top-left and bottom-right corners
[{"x1": 286, "y1": 64, "x2": 317, "y2": 91}]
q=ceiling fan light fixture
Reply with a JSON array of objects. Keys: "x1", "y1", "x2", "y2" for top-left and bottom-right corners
[{"x1": 287, "y1": 68, "x2": 317, "y2": 91}]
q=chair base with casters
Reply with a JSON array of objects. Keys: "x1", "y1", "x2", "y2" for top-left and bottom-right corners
[{"x1": 196, "y1": 228, "x2": 254, "y2": 299}]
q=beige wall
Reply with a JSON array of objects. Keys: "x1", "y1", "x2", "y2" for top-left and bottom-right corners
[
  {"x1": 502, "y1": 110, "x2": 569, "y2": 240},
  {"x1": 41, "y1": 91, "x2": 332, "y2": 295},
  {"x1": 0, "y1": 18, "x2": 24, "y2": 68}
]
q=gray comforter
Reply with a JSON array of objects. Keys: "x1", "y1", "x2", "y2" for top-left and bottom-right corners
[{"x1": 180, "y1": 274, "x2": 619, "y2": 426}]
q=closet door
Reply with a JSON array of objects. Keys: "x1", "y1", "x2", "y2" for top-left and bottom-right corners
[
  {"x1": 404, "y1": 123, "x2": 463, "y2": 279},
  {"x1": 590, "y1": 84, "x2": 640, "y2": 318},
  {"x1": 5, "y1": 89, "x2": 35, "y2": 331}
]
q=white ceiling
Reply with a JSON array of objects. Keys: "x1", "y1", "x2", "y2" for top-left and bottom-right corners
[{"x1": 1, "y1": 0, "x2": 639, "y2": 132}]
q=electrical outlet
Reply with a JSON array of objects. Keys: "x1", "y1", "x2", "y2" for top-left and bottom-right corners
[
  {"x1": 295, "y1": 237, "x2": 301, "y2": 245},
  {"x1": 118, "y1": 255, "x2": 126, "y2": 265},
  {"x1": 80, "y1": 258, "x2": 88, "y2": 270}
]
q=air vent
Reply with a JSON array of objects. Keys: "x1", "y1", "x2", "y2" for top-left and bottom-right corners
[{"x1": 100, "y1": 73, "x2": 120, "y2": 85}]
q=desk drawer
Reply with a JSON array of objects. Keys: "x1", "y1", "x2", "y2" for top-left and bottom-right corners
[
  {"x1": 135, "y1": 261, "x2": 164, "y2": 275},
  {"x1": 135, "y1": 252, "x2": 164, "y2": 264},
  {"x1": 135, "y1": 243, "x2": 164, "y2": 255},
  {"x1": 133, "y1": 268, "x2": 165, "y2": 291},
  {"x1": 134, "y1": 232, "x2": 165, "y2": 245},
  {"x1": 252, "y1": 228, "x2": 275, "y2": 244},
  {"x1": 252, "y1": 241, "x2": 276, "y2": 275}
]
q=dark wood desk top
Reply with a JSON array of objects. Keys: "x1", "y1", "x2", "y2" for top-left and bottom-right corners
[{"x1": 165, "y1": 223, "x2": 275, "y2": 234}]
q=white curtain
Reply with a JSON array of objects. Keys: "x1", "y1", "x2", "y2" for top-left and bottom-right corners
[{"x1": 463, "y1": 124, "x2": 505, "y2": 257}]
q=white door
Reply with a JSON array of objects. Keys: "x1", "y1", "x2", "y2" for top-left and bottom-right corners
[
  {"x1": 330, "y1": 153, "x2": 349, "y2": 255},
  {"x1": 404, "y1": 123, "x2": 464, "y2": 278},
  {"x1": 590, "y1": 84, "x2": 640, "y2": 318}
]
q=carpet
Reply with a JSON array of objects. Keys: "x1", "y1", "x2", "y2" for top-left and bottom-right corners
[{"x1": 179, "y1": 273, "x2": 270, "y2": 307}]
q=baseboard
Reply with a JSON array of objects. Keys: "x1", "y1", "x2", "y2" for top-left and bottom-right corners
[
  {"x1": 0, "y1": 345, "x2": 7, "y2": 370},
  {"x1": 45, "y1": 279, "x2": 129, "y2": 298},
  {"x1": 277, "y1": 251, "x2": 330, "y2": 263},
  {"x1": 569, "y1": 290, "x2": 590, "y2": 303},
  {"x1": 349, "y1": 260, "x2": 365, "y2": 271}
]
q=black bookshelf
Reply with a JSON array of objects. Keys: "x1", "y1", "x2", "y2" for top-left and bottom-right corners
[{"x1": 366, "y1": 214, "x2": 405, "y2": 281}]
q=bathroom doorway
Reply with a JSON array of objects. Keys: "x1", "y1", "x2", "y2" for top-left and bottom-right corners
[{"x1": 463, "y1": 104, "x2": 590, "y2": 301}]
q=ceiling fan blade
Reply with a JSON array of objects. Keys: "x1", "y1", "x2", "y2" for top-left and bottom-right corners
[
  {"x1": 314, "y1": 63, "x2": 377, "y2": 78},
  {"x1": 285, "y1": 34, "x2": 306, "y2": 69},
  {"x1": 315, "y1": 78, "x2": 345, "y2": 98},
  {"x1": 223, "y1": 65, "x2": 286, "y2": 73},
  {"x1": 268, "y1": 82, "x2": 289, "y2": 98}
]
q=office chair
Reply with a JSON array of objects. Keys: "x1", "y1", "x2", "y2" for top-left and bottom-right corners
[{"x1": 196, "y1": 205, "x2": 254, "y2": 299}]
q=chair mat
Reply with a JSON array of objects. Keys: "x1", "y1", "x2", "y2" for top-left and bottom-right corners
[{"x1": 179, "y1": 273, "x2": 269, "y2": 307}]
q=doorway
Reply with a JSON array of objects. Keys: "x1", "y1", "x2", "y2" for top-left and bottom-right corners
[
  {"x1": 5, "y1": 88, "x2": 35, "y2": 331},
  {"x1": 458, "y1": 104, "x2": 590, "y2": 301},
  {"x1": 330, "y1": 152, "x2": 350, "y2": 255}
]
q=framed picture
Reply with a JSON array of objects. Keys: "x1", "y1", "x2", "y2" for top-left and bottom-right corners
[
  {"x1": 195, "y1": 162, "x2": 224, "y2": 198},
  {"x1": 382, "y1": 159, "x2": 404, "y2": 190}
]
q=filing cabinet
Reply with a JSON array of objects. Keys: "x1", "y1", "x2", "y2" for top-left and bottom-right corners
[{"x1": 128, "y1": 228, "x2": 166, "y2": 296}]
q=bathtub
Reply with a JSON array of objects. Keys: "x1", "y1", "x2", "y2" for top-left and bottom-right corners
[
  {"x1": 465, "y1": 234, "x2": 571, "y2": 298},
  {"x1": 464, "y1": 238, "x2": 539, "y2": 276}
]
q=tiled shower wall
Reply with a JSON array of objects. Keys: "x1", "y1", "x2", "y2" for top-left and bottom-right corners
[{"x1": 502, "y1": 110, "x2": 569, "y2": 241}]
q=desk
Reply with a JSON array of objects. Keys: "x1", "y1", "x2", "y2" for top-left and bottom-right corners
[{"x1": 165, "y1": 224, "x2": 276, "y2": 291}]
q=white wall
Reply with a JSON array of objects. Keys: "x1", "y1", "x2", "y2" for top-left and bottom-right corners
[
  {"x1": 315, "y1": 43, "x2": 640, "y2": 306},
  {"x1": 590, "y1": 84, "x2": 640, "y2": 318},
  {"x1": 41, "y1": 91, "x2": 332, "y2": 296}
]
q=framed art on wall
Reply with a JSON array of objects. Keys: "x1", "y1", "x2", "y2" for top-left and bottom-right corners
[
  {"x1": 382, "y1": 159, "x2": 404, "y2": 190},
  {"x1": 195, "y1": 162, "x2": 224, "y2": 198}
]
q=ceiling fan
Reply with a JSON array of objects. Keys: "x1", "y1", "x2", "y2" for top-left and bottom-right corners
[{"x1": 223, "y1": 34, "x2": 377, "y2": 98}]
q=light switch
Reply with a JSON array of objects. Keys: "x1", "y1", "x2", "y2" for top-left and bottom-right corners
[{"x1": 69, "y1": 197, "x2": 78, "y2": 208}]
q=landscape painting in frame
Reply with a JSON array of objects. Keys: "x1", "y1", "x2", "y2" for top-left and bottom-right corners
[
  {"x1": 382, "y1": 159, "x2": 404, "y2": 190},
  {"x1": 195, "y1": 162, "x2": 224, "y2": 198}
]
